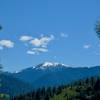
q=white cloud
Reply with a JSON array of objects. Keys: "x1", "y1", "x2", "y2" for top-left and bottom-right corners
[
  {"x1": 20, "y1": 35, "x2": 33, "y2": 42},
  {"x1": 27, "y1": 48, "x2": 48, "y2": 55},
  {"x1": 0, "y1": 40, "x2": 14, "y2": 48},
  {"x1": 20, "y1": 34, "x2": 54, "y2": 55},
  {"x1": 27, "y1": 50, "x2": 35, "y2": 55},
  {"x1": 61, "y1": 33, "x2": 68, "y2": 38},
  {"x1": 83, "y1": 44, "x2": 91, "y2": 49},
  {"x1": 30, "y1": 35, "x2": 54, "y2": 47},
  {"x1": 32, "y1": 48, "x2": 48, "y2": 52}
]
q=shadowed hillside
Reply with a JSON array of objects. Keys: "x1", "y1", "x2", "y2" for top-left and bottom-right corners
[{"x1": 11, "y1": 76, "x2": 100, "y2": 100}]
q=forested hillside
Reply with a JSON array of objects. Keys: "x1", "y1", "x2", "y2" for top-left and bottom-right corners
[
  {"x1": 11, "y1": 76, "x2": 100, "y2": 100},
  {"x1": 0, "y1": 93, "x2": 9, "y2": 100},
  {"x1": 0, "y1": 73, "x2": 33, "y2": 99}
]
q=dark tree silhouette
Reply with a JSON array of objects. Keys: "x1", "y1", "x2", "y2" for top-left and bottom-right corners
[
  {"x1": 0, "y1": 58, "x2": 3, "y2": 71},
  {"x1": 95, "y1": 21, "x2": 100, "y2": 38},
  {"x1": 44, "y1": 94, "x2": 50, "y2": 100},
  {"x1": 94, "y1": 79, "x2": 100, "y2": 91},
  {"x1": 0, "y1": 64, "x2": 3, "y2": 70},
  {"x1": 0, "y1": 25, "x2": 2, "y2": 30},
  {"x1": 0, "y1": 25, "x2": 3, "y2": 70}
]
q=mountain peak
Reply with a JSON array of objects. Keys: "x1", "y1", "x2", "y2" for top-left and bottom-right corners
[
  {"x1": 42, "y1": 62, "x2": 59, "y2": 67},
  {"x1": 34, "y1": 61, "x2": 69, "y2": 70}
]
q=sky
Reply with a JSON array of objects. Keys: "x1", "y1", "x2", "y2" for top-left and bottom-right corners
[{"x1": 0, "y1": 0, "x2": 100, "y2": 72}]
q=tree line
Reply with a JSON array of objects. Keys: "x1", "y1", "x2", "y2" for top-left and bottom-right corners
[{"x1": 11, "y1": 76, "x2": 100, "y2": 100}]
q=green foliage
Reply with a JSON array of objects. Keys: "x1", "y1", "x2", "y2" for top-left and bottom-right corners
[
  {"x1": 11, "y1": 77, "x2": 100, "y2": 100},
  {"x1": 52, "y1": 77, "x2": 100, "y2": 100},
  {"x1": 0, "y1": 93, "x2": 10, "y2": 100},
  {"x1": 11, "y1": 87, "x2": 54, "y2": 100},
  {"x1": 0, "y1": 73, "x2": 33, "y2": 97}
]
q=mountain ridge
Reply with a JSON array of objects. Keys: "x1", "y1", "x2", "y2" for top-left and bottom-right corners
[
  {"x1": 12, "y1": 61, "x2": 100, "y2": 74},
  {"x1": 0, "y1": 73, "x2": 33, "y2": 97},
  {"x1": 12, "y1": 62, "x2": 100, "y2": 88},
  {"x1": 1, "y1": 62, "x2": 100, "y2": 97}
]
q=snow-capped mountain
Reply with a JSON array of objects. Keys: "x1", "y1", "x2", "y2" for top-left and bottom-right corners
[
  {"x1": 2, "y1": 62, "x2": 100, "y2": 96},
  {"x1": 12, "y1": 62, "x2": 100, "y2": 88},
  {"x1": 12, "y1": 62, "x2": 71, "y2": 88},
  {"x1": 34, "y1": 62, "x2": 70, "y2": 70}
]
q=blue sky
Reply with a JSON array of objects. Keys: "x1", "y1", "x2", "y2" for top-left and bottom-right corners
[{"x1": 0, "y1": 0, "x2": 100, "y2": 72}]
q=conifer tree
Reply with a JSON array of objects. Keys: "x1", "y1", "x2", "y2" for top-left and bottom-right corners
[{"x1": 95, "y1": 20, "x2": 100, "y2": 38}]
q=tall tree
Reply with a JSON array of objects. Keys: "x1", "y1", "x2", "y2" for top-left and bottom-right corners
[
  {"x1": 95, "y1": 21, "x2": 100, "y2": 38},
  {"x1": 0, "y1": 25, "x2": 3, "y2": 70},
  {"x1": 0, "y1": 57, "x2": 3, "y2": 71},
  {"x1": 0, "y1": 25, "x2": 2, "y2": 30}
]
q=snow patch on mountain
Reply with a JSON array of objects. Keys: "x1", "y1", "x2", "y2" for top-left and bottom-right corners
[
  {"x1": 42, "y1": 62, "x2": 59, "y2": 67},
  {"x1": 14, "y1": 62, "x2": 70, "y2": 73},
  {"x1": 35, "y1": 62, "x2": 70, "y2": 70}
]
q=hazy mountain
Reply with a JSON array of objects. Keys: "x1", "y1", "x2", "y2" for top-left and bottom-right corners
[
  {"x1": 0, "y1": 72, "x2": 33, "y2": 97},
  {"x1": 12, "y1": 77, "x2": 100, "y2": 100},
  {"x1": 13, "y1": 62, "x2": 100, "y2": 88}
]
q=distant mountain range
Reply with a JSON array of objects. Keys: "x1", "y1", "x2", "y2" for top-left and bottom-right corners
[
  {"x1": 13, "y1": 62, "x2": 100, "y2": 88},
  {"x1": 1, "y1": 62, "x2": 100, "y2": 96},
  {"x1": 0, "y1": 73, "x2": 33, "y2": 97}
]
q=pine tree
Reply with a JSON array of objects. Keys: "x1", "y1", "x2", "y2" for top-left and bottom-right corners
[
  {"x1": 95, "y1": 21, "x2": 100, "y2": 38},
  {"x1": 94, "y1": 79, "x2": 100, "y2": 91},
  {"x1": 41, "y1": 87, "x2": 46, "y2": 96},
  {"x1": 44, "y1": 94, "x2": 50, "y2": 100},
  {"x1": 35, "y1": 88, "x2": 41, "y2": 100},
  {"x1": 0, "y1": 25, "x2": 2, "y2": 30}
]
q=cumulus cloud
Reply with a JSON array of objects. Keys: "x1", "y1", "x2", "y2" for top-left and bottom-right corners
[
  {"x1": 27, "y1": 48, "x2": 48, "y2": 55},
  {"x1": 0, "y1": 40, "x2": 14, "y2": 49},
  {"x1": 61, "y1": 33, "x2": 68, "y2": 38},
  {"x1": 32, "y1": 48, "x2": 48, "y2": 52},
  {"x1": 30, "y1": 35, "x2": 54, "y2": 47},
  {"x1": 20, "y1": 34, "x2": 55, "y2": 55},
  {"x1": 20, "y1": 35, "x2": 33, "y2": 42},
  {"x1": 27, "y1": 50, "x2": 35, "y2": 55},
  {"x1": 83, "y1": 44, "x2": 91, "y2": 49}
]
